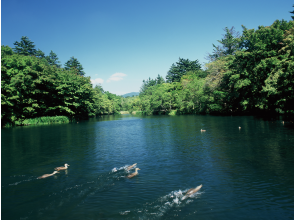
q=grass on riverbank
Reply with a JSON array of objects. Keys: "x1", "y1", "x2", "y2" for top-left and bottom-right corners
[{"x1": 2, "y1": 116, "x2": 71, "y2": 128}]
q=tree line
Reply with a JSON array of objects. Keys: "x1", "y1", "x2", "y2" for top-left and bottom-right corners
[
  {"x1": 1, "y1": 38, "x2": 127, "y2": 127},
  {"x1": 126, "y1": 17, "x2": 294, "y2": 116}
]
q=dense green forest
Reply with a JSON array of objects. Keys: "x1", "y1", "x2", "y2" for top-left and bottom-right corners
[
  {"x1": 1, "y1": 12, "x2": 294, "y2": 127},
  {"x1": 1, "y1": 38, "x2": 127, "y2": 127},
  {"x1": 128, "y1": 19, "x2": 294, "y2": 116}
]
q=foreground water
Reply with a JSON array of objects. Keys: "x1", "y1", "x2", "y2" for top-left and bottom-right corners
[{"x1": 2, "y1": 114, "x2": 294, "y2": 219}]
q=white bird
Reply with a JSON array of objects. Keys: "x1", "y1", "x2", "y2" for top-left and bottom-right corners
[
  {"x1": 239, "y1": 126, "x2": 241, "y2": 129},
  {"x1": 54, "y1": 163, "x2": 70, "y2": 171},
  {"x1": 182, "y1": 184, "x2": 203, "y2": 200},
  {"x1": 127, "y1": 168, "x2": 140, "y2": 178},
  {"x1": 37, "y1": 171, "x2": 59, "y2": 179},
  {"x1": 201, "y1": 129, "x2": 206, "y2": 132}
]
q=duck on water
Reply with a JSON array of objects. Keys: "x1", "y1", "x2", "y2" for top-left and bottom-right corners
[
  {"x1": 182, "y1": 184, "x2": 203, "y2": 200},
  {"x1": 37, "y1": 171, "x2": 59, "y2": 179},
  {"x1": 127, "y1": 168, "x2": 140, "y2": 178},
  {"x1": 55, "y1": 163, "x2": 70, "y2": 171},
  {"x1": 126, "y1": 163, "x2": 137, "y2": 171}
]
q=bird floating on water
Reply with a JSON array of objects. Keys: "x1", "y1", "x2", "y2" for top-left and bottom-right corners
[
  {"x1": 127, "y1": 168, "x2": 140, "y2": 178},
  {"x1": 37, "y1": 171, "x2": 59, "y2": 179},
  {"x1": 201, "y1": 129, "x2": 206, "y2": 132},
  {"x1": 182, "y1": 184, "x2": 203, "y2": 200},
  {"x1": 54, "y1": 163, "x2": 70, "y2": 171},
  {"x1": 126, "y1": 163, "x2": 137, "y2": 171},
  {"x1": 239, "y1": 126, "x2": 241, "y2": 129}
]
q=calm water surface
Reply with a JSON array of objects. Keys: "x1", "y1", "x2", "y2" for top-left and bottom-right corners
[{"x1": 2, "y1": 115, "x2": 294, "y2": 219}]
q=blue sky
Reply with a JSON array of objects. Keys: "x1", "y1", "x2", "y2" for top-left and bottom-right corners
[{"x1": 1, "y1": 0, "x2": 293, "y2": 95}]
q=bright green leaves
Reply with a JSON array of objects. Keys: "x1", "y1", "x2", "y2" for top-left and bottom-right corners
[
  {"x1": 227, "y1": 20, "x2": 294, "y2": 113},
  {"x1": 128, "y1": 20, "x2": 293, "y2": 116},
  {"x1": 1, "y1": 49, "x2": 98, "y2": 126}
]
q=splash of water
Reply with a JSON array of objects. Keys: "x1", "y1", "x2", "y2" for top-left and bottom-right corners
[{"x1": 119, "y1": 188, "x2": 203, "y2": 218}]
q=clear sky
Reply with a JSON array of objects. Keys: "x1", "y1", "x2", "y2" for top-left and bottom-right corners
[{"x1": 1, "y1": 0, "x2": 293, "y2": 95}]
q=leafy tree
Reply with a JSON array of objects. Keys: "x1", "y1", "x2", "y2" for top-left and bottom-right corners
[
  {"x1": 262, "y1": 24, "x2": 294, "y2": 113},
  {"x1": 156, "y1": 74, "x2": 165, "y2": 84},
  {"x1": 166, "y1": 58, "x2": 201, "y2": 83},
  {"x1": 94, "y1": 84, "x2": 104, "y2": 94},
  {"x1": 1, "y1": 45, "x2": 14, "y2": 56},
  {"x1": 46, "y1": 50, "x2": 61, "y2": 67},
  {"x1": 1, "y1": 50, "x2": 97, "y2": 126},
  {"x1": 226, "y1": 20, "x2": 294, "y2": 113},
  {"x1": 207, "y1": 44, "x2": 224, "y2": 61},
  {"x1": 207, "y1": 27, "x2": 241, "y2": 61},
  {"x1": 13, "y1": 36, "x2": 37, "y2": 56},
  {"x1": 36, "y1": 49, "x2": 45, "y2": 58},
  {"x1": 140, "y1": 74, "x2": 165, "y2": 96},
  {"x1": 64, "y1": 56, "x2": 85, "y2": 76}
]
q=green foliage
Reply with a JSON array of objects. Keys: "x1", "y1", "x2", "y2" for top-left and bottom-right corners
[
  {"x1": 1, "y1": 45, "x2": 14, "y2": 56},
  {"x1": 13, "y1": 36, "x2": 37, "y2": 56},
  {"x1": 129, "y1": 20, "x2": 294, "y2": 116},
  {"x1": 35, "y1": 49, "x2": 45, "y2": 58},
  {"x1": 1, "y1": 46, "x2": 110, "y2": 127},
  {"x1": 2, "y1": 14, "x2": 294, "y2": 126},
  {"x1": 207, "y1": 27, "x2": 241, "y2": 61},
  {"x1": 1, "y1": 39, "x2": 130, "y2": 127},
  {"x1": 140, "y1": 74, "x2": 165, "y2": 96},
  {"x1": 46, "y1": 50, "x2": 61, "y2": 67},
  {"x1": 166, "y1": 58, "x2": 201, "y2": 83},
  {"x1": 19, "y1": 116, "x2": 70, "y2": 126},
  {"x1": 227, "y1": 20, "x2": 294, "y2": 113},
  {"x1": 93, "y1": 84, "x2": 104, "y2": 94},
  {"x1": 64, "y1": 56, "x2": 85, "y2": 76}
]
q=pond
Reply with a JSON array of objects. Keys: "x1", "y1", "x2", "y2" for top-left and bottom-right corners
[{"x1": 2, "y1": 114, "x2": 294, "y2": 219}]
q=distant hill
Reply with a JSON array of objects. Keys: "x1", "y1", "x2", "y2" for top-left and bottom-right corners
[{"x1": 121, "y1": 92, "x2": 139, "y2": 98}]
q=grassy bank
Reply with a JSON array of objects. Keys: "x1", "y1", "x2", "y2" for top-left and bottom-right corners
[{"x1": 3, "y1": 116, "x2": 71, "y2": 128}]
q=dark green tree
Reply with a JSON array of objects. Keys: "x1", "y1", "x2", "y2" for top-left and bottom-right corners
[
  {"x1": 1, "y1": 45, "x2": 14, "y2": 56},
  {"x1": 207, "y1": 27, "x2": 241, "y2": 61},
  {"x1": 13, "y1": 36, "x2": 37, "y2": 56},
  {"x1": 64, "y1": 56, "x2": 85, "y2": 76},
  {"x1": 46, "y1": 50, "x2": 61, "y2": 67},
  {"x1": 290, "y1": 5, "x2": 294, "y2": 20},
  {"x1": 35, "y1": 49, "x2": 45, "y2": 58},
  {"x1": 156, "y1": 74, "x2": 165, "y2": 84},
  {"x1": 166, "y1": 58, "x2": 201, "y2": 83},
  {"x1": 226, "y1": 20, "x2": 294, "y2": 113}
]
